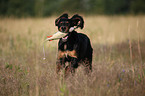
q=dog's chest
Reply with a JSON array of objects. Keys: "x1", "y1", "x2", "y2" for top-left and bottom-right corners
[
  {"x1": 58, "y1": 44, "x2": 77, "y2": 59},
  {"x1": 64, "y1": 44, "x2": 67, "y2": 50},
  {"x1": 61, "y1": 43, "x2": 74, "y2": 50},
  {"x1": 58, "y1": 50, "x2": 77, "y2": 59}
]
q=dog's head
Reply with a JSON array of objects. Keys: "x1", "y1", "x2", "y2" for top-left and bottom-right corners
[{"x1": 55, "y1": 13, "x2": 84, "y2": 33}]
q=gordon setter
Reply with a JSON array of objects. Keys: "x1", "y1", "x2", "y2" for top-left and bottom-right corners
[{"x1": 55, "y1": 13, "x2": 93, "y2": 76}]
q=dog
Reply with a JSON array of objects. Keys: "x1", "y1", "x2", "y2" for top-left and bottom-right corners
[{"x1": 55, "y1": 13, "x2": 93, "y2": 76}]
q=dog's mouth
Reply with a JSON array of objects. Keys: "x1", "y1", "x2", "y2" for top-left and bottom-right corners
[
  {"x1": 46, "y1": 31, "x2": 68, "y2": 41},
  {"x1": 46, "y1": 27, "x2": 75, "y2": 41},
  {"x1": 62, "y1": 35, "x2": 68, "y2": 39}
]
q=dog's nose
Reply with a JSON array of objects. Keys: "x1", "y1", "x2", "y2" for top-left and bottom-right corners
[{"x1": 61, "y1": 26, "x2": 66, "y2": 32}]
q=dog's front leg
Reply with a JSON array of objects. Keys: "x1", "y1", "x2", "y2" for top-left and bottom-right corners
[
  {"x1": 56, "y1": 58, "x2": 65, "y2": 74},
  {"x1": 65, "y1": 57, "x2": 78, "y2": 76},
  {"x1": 70, "y1": 58, "x2": 79, "y2": 73}
]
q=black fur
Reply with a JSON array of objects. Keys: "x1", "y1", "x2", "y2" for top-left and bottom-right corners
[{"x1": 55, "y1": 13, "x2": 93, "y2": 76}]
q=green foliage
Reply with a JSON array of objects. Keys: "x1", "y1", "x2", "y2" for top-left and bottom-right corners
[
  {"x1": 0, "y1": 0, "x2": 145, "y2": 17},
  {"x1": 131, "y1": 0, "x2": 145, "y2": 14},
  {"x1": 43, "y1": 0, "x2": 62, "y2": 16},
  {"x1": 5, "y1": 62, "x2": 13, "y2": 69},
  {"x1": 90, "y1": 0, "x2": 105, "y2": 14},
  {"x1": 104, "y1": 0, "x2": 131, "y2": 14},
  {"x1": 0, "y1": 0, "x2": 35, "y2": 17},
  {"x1": 59, "y1": 69, "x2": 69, "y2": 96}
]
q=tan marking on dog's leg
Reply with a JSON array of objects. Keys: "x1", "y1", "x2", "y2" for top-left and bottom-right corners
[
  {"x1": 57, "y1": 50, "x2": 66, "y2": 59},
  {"x1": 56, "y1": 63, "x2": 62, "y2": 74}
]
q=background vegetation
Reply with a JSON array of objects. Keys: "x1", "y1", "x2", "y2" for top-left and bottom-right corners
[
  {"x1": 0, "y1": 0, "x2": 145, "y2": 17},
  {"x1": 0, "y1": 16, "x2": 145, "y2": 96}
]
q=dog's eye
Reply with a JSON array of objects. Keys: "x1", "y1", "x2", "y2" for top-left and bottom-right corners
[
  {"x1": 60, "y1": 22, "x2": 63, "y2": 26},
  {"x1": 60, "y1": 23, "x2": 63, "y2": 26}
]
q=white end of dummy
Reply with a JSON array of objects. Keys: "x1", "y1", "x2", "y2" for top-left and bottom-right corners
[{"x1": 69, "y1": 27, "x2": 75, "y2": 32}]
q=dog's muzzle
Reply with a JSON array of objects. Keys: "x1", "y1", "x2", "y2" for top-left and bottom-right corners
[{"x1": 60, "y1": 26, "x2": 67, "y2": 32}]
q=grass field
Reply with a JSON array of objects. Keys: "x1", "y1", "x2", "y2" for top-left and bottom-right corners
[{"x1": 0, "y1": 16, "x2": 145, "y2": 96}]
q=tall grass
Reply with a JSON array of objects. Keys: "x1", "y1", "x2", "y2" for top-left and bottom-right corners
[{"x1": 0, "y1": 16, "x2": 145, "y2": 96}]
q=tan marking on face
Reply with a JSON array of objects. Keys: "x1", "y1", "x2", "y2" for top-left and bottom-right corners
[
  {"x1": 65, "y1": 27, "x2": 69, "y2": 32},
  {"x1": 58, "y1": 50, "x2": 77, "y2": 59}
]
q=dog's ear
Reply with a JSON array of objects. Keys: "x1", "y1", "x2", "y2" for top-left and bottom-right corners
[
  {"x1": 70, "y1": 14, "x2": 84, "y2": 29},
  {"x1": 55, "y1": 13, "x2": 68, "y2": 26}
]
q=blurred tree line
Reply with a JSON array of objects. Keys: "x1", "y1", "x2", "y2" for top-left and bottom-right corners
[{"x1": 0, "y1": 0, "x2": 145, "y2": 17}]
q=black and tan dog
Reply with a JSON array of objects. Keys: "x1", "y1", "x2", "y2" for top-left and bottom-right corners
[{"x1": 55, "y1": 13, "x2": 93, "y2": 76}]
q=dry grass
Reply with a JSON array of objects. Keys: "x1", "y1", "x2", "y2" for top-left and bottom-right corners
[{"x1": 0, "y1": 16, "x2": 145, "y2": 96}]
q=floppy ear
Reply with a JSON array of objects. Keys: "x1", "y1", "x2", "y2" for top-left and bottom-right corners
[
  {"x1": 55, "y1": 13, "x2": 68, "y2": 26},
  {"x1": 70, "y1": 14, "x2": 84, "y2": 29}
]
